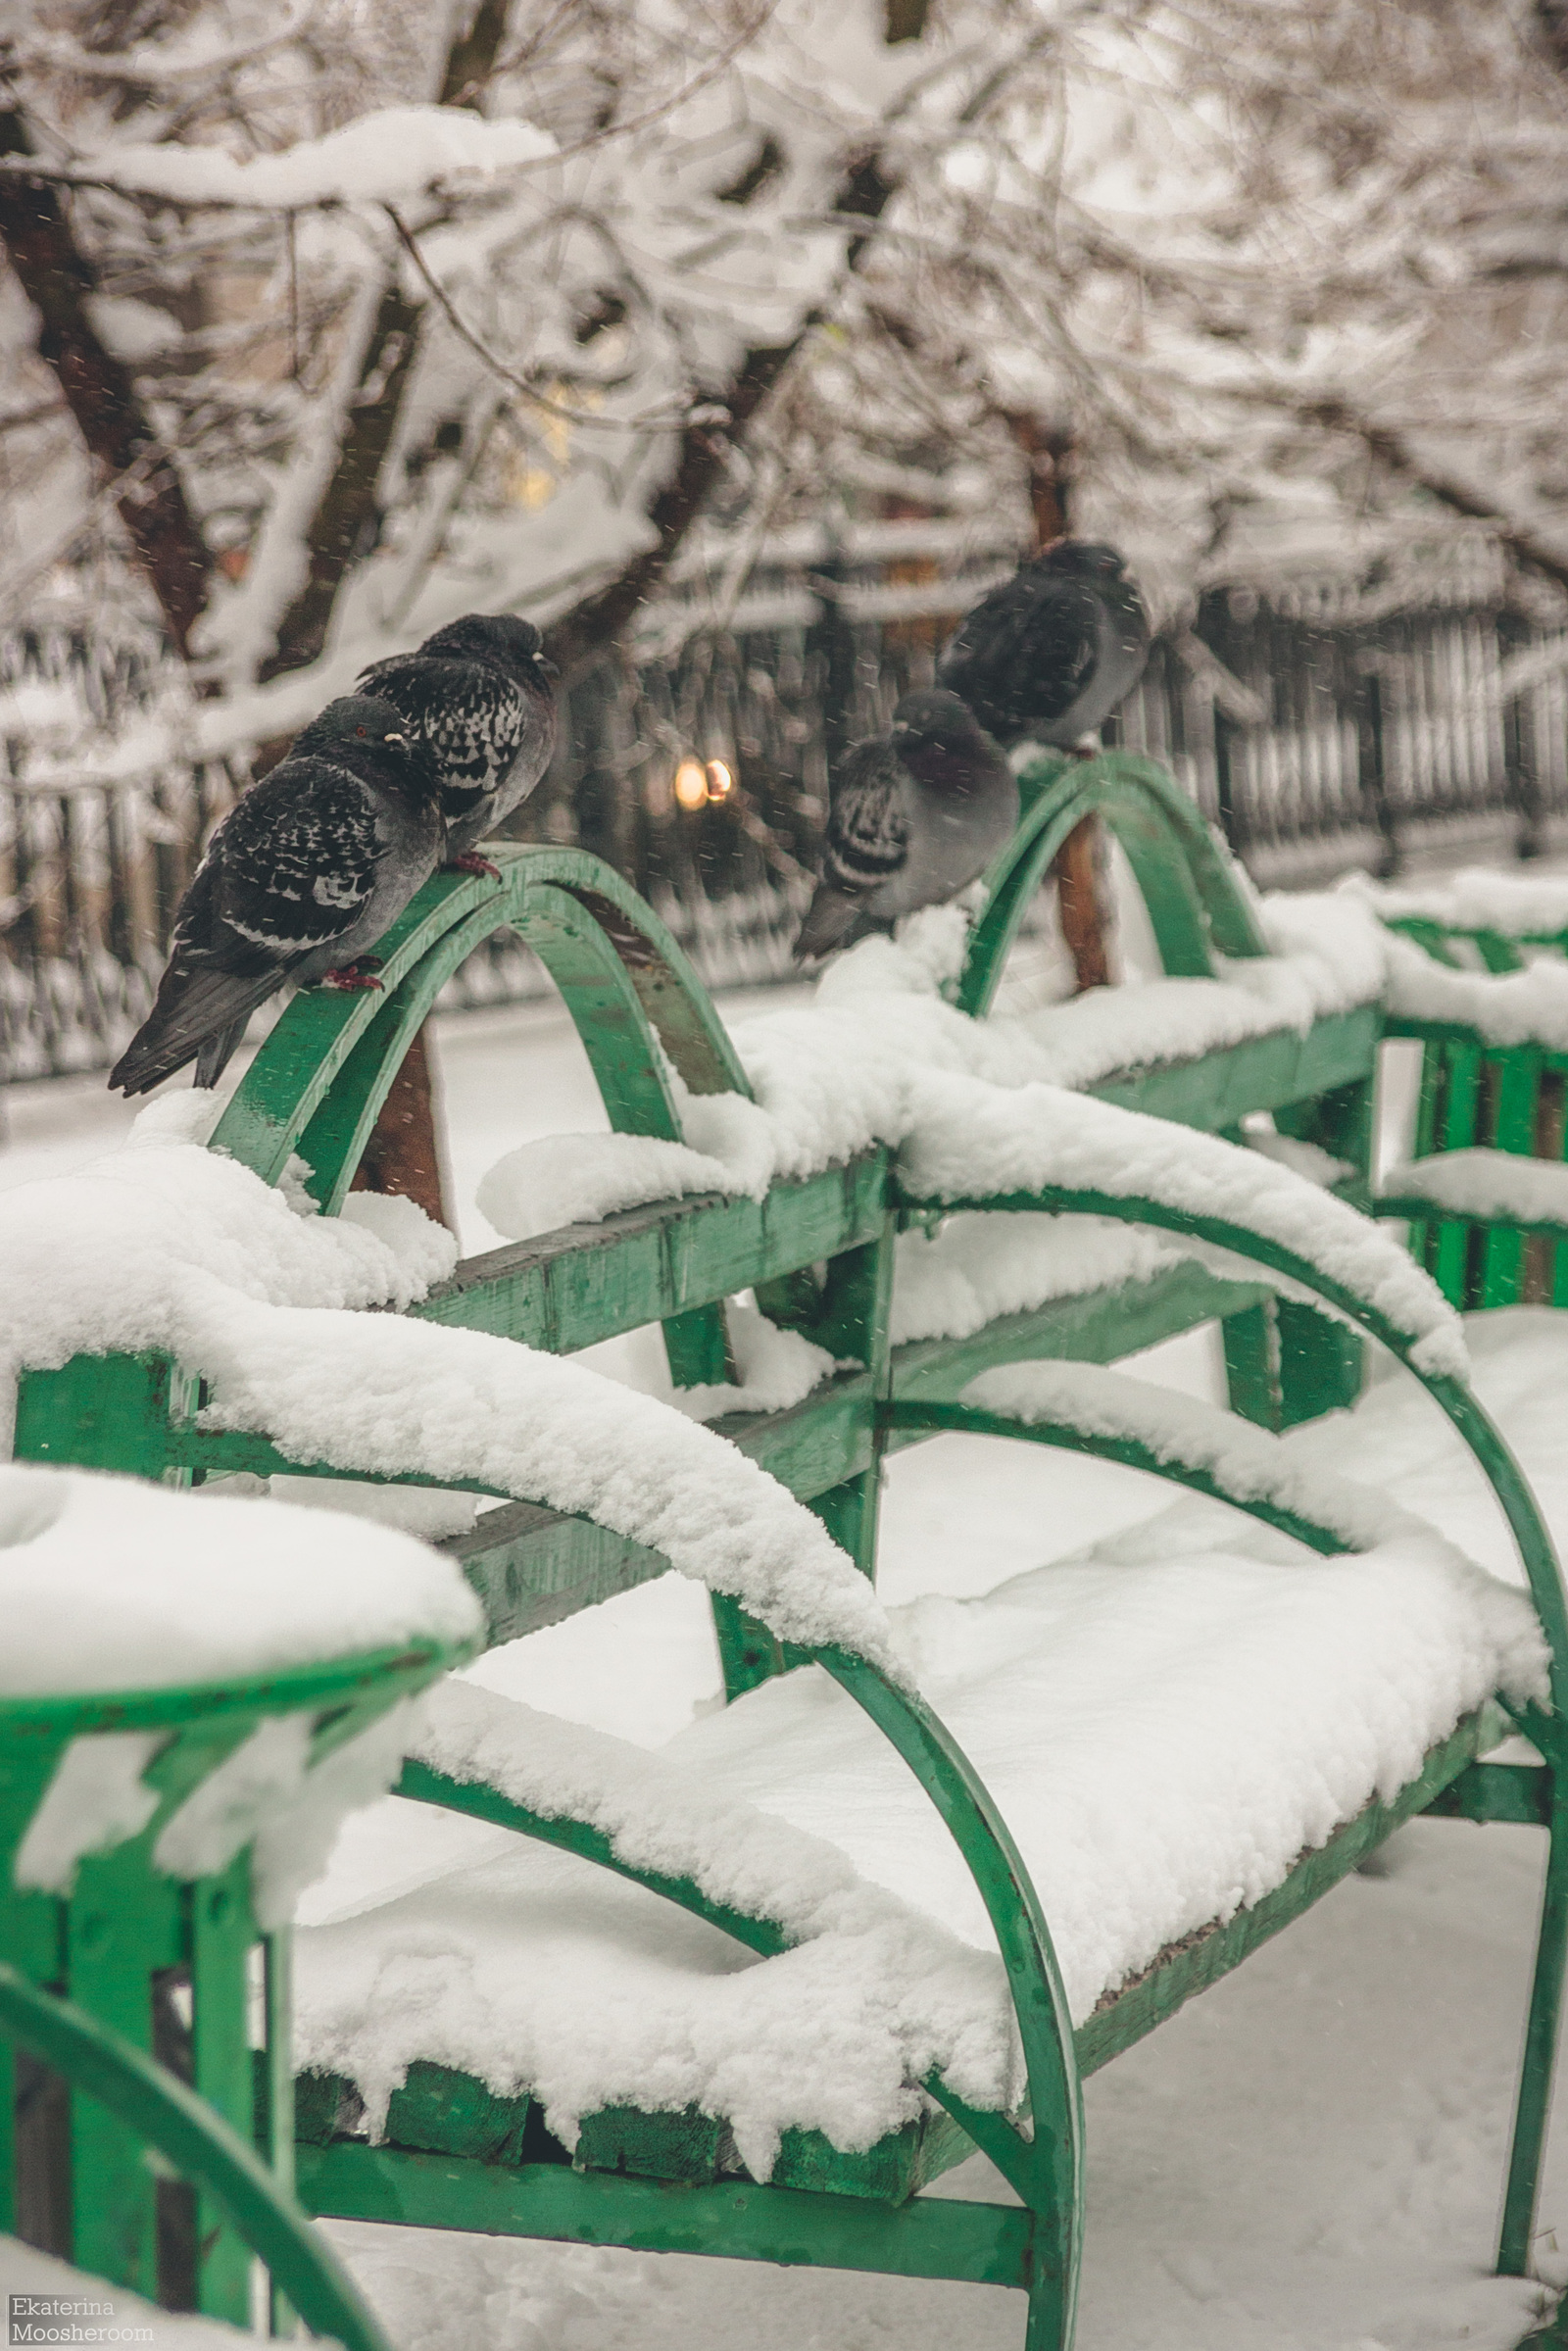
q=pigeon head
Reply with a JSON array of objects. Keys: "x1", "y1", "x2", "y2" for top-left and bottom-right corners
[
  {"x1": 292, "y1": 695, "x2": 442, "y2": 802},
  {"x1": 420, "y1": 612, "x2": 559, "y2": 693},
  {"x1": 891, "y1": 689, "x2": 988, "y2": 757},
  {"x1": 1043, "y1": 540, "x2": 1128, "y2": 581}
]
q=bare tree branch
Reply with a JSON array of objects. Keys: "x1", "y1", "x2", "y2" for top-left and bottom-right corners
[{"x1": 0, "y1": 106, "x2": 212, "y2": 653}]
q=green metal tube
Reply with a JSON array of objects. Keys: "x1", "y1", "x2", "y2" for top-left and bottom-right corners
[
  {"x1": 1498, "y1": 1792, "x2": 1568, "y2": 2276},
  {"x1": 904, "y1": 1184, "x2": 1568, "y2": 1714},
  {"x1": 0, "y1": 1964, "x2": 394, "y2": 2351}
]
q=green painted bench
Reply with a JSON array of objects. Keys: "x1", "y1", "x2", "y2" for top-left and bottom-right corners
[
  {"x1": 9, "y1": 751, "x2": 1568, "y2": 2350},
  {"x1": 0, "y1": 1511, "x2": 472, "y2": 2349}
]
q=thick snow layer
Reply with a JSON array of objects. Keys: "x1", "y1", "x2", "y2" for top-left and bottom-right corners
[
  {"x1": 467, "y1": 898, "x2": 1436, "y2": 1371},
  {"x1": 296, "y1": 1504, "x2": 1542, "y2": 2163},
  {"x1": 13, "y1": 1730, "x2": 160, "y2": 1891},
  {"x1": 0, "y1": 1112, "x2": 893, "y2": 1671},
  {"x1": 296, "y1": 1678, "x2": 1016, "y2": 2176},
  {"x1": 960, "y1": 1360, "x2": 1412, "y2": 1552},
  {"x1": 1381, "y1": 1147, "x2": 1568, "y2": 1224},
  {"x1": 891, "y1": 1212, "x2": 1183, "y2": 1346},
  {"x1": 321, "y1": 1811, "x2": 1558, "y2": 2351},
  {"x1": 468, "y1": 892, "x2": 1386, "y2": 1239},
  {"x1": 1382, "y1": 929, "x2": 1568, "y2": 1049},
  {"x1": 897, "y1": 1071, "x2": 1466, "y2": 1377},
  {"x1": 476, "y1": 1130, "x2": 738, "y2": 1242},
  {"x1": 0, "y1": 1461, "x2": 478, "y2": 1695},
  {"x1": 78, "y1": 107, "x2": 556, "y2": 210},
  {"x1": 664, "y1": 1305, "x2": 836, "y2": 1424},
  {"x1": 1351, "y1": 865, "x2": 1568, "y2": 938}
]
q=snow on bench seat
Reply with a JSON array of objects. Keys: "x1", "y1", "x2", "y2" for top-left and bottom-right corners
[
  {"x1": 294, "y1": 1513, "x2": 1542, "y2": 2179},
  {"x1": 1378, "y1": 1148, "x2": 1568, "y2": 1228}
]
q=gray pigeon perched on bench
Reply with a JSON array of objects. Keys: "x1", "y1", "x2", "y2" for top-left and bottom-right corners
[
  {"x1": 795, "y1": 688, "x2": 1018, "y2": 961},
  {"x1": 357, "y1": 612, "x2": 558, "y2": 875},
  {"x1": 936, "y1": 540, "x2": 1150, "y2": 750},
  {"x1": 109, "y1": 696, "x2": 445, "y2": 1098}
]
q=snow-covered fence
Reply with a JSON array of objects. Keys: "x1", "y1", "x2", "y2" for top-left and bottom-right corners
[
  {"x1": 5, "y1": 535, "x2": 1568, "y2": 1083},
  {"x1": 1151, "y1": 579, "x2": 1568, "y2": 884}
]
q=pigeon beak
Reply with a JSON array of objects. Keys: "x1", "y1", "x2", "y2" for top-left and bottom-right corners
[{"x1": 385, "y1": 731, "x2": 410, "y2": 747}]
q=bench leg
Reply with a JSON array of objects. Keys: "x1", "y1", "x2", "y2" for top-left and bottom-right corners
[
  {"x1": 1499, "y1": 1790, "x2": 1568, "y2": 2276},
  {"x1": 1024, "y1": 2262, "x2": 1076, "y2": 2351}
]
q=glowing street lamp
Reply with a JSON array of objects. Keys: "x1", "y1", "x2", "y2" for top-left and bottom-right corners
[{"x1": 673, "y1": 757, "x2": 709, "y2": 810}]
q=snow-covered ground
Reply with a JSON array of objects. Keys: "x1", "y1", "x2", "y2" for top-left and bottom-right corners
[{"x1": 4, "y1": 988, "x2": 1567, "y2": 2349}]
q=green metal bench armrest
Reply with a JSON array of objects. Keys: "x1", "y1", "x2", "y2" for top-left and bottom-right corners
[
  {"x1": 884, "y1": 1397, "x2": 1373, "y2": 1559},
  {"x1": 897, "y1": 1179, "x2": 1568, "y2": 1729},
  {"x1": 0, "y1": 1962, "x2": 393, "y2": 2351},
  {"x1": 210, "y1": 847, "x2": 752, "y2": 1210},
  {"x1": 396, "y1": 1641, "x2": 1084, "y2": 2291},
  {"x1": 958, "y1": 751, "x2": 1268, "y2": 1018}
]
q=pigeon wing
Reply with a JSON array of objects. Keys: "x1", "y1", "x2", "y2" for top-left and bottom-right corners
[
  {"x1": 795, "y1": 739, "x2": 909, "y2": 958},
  {"x1": 214, "y1": 760, "x2": 382, "y2": 959},
  {"x1": 108, "y1": 762, "x2": 384, "y2": 1097},
  {"x1": 359, "y1": 651, "x2": 530, "y2": 822}
]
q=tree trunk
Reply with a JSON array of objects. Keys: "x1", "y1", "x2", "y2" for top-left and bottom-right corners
[
  {"x1": 1004, "y1": 412, "x2": 1111, "y2": 992},
  {"x1": 257, "y1": 277, "x2": 423, "y2": 681},
  {"x1": 257, "y1": 0, "x2": 512, "y2": 684},
  {"x1": 349, "y1": 1027, "x2": 452, "y2": 1227},
  {"x1": 0, "y1": 112, "x2": 212, "y2": 654},
  {"x1": 545, "y1": 151, "x2": 900, "y2": 678}
]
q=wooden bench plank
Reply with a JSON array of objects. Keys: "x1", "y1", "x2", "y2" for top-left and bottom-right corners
[
  {"x1": 1087, "y1": 1005, "x2": 1379, "y2": 1130},
  {"x1": 409, "y1": 1153, "x2": 889, "y2": 1353},
  {"x1": 1074, "y1": 1712, "x2": 1484, "y2": 2078}
]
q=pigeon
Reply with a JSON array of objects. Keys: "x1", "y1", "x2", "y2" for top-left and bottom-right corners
[
  {"x1": 936, "y1": 540, "x2": 1150, "y2": 750},
  {"x1": 109, "y1": 695, "x2": 445, "y2": 1098},
  {"x1": 794, "y1": 688, "x2": 1018, "y2": 961},
  {"x1": 357, "y1": 612, "x2": 559, "y2": 876}
]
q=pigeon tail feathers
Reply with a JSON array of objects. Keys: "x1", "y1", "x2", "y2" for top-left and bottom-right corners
[{"x1": 111, "y1": 965, "x2": 286, "y2": 1098}]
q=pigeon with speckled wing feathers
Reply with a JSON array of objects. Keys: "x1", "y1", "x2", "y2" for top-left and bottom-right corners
[
  {"x1": 358, "y1": 612, "x2": 558, "y2": 873},
  {"x1": 937, "y1": 540, "x2": 1150, "y2": 750},
  {"x1": 109, "y1": 696, "x2": 445, "y2": 1098},
  {"x1": 795, "y1": 689, "x2": 1017, "y2": 960}
]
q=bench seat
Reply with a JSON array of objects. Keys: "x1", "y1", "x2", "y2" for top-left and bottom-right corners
[{"x1": 293, "y1": 1490, "x2": 1539, "y2": 2191}]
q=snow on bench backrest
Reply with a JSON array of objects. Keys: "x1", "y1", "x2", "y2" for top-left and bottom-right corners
[{"x1": 0, "y1": 1104, "x2": 900, "y2": 1676}]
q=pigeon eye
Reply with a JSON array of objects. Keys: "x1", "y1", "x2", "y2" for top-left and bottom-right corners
[{"x1": 356, "y1": 725, "x2": 368, "y2": 737}]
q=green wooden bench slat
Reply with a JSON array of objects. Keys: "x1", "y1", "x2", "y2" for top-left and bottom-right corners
[
  {"x1": 1087, "y1": 1005, "x2": 1381, "y2": 1133},
  {"x1": 1075, "y1": 1713, "x2": 1485, "y2": 2077},
  {"x1": 408, "y1": 1154, "x2": 888, "y2": 1351},
  {"x1": 1425, "y1": 1761, "x2": 1552, "y2": 1828}
]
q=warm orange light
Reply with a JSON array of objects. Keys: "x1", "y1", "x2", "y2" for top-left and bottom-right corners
[
  {"x1": 705, "y1": 758, "x2": 735, "y2": 802},
  {"x1": 673, "y1": 758, "x2": 709, "y2": 810}
]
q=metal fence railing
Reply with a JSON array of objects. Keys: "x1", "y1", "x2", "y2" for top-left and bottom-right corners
[{"x1": 4, "y1": 527, "x2": 1567, "y2": 1084}]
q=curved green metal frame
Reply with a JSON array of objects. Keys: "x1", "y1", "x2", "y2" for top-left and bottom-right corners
[
  {"x1": 0, "y1": 1963, "x2": 394, "y2": 2351},
  {"x1": 0, "y1": 1638, "x2": 468, "y2": 1742},
  {"x1": 887, "y1": 1398, "x2": 1370, "y2": 1559},
  {"x1": 210, "y1": 848, "x2": 751, "y2": 1209},
  {"x1": 401, "y1": 1649, "x2": 1083, "y2": 2263},
  {"x1": 155, "y1": 816, "x2": 1561, "y2": 2329},
  {"x1": 957, "y1": 752, "x2": 1269, "y2": 1018},
  {"x1": 895, "y1": 1176, "x2": 1568, "y2": 1724}
]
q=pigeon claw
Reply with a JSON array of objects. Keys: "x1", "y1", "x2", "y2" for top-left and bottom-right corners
[
  {"x1": 318, "y1": 962, "x2": 384, "y2": 993},
  {"x1": 446, "y1": 852, "x2": 502, "y2": 879}
]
